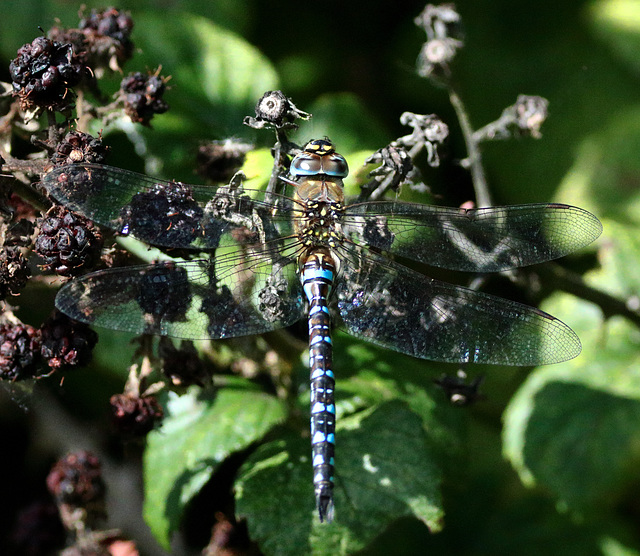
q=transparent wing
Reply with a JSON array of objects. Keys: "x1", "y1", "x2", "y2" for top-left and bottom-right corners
[
  {"x1": 54, "y1": 240, "x2": 305, "y2": 339},
  {"x1": 344, "y1": 201, "x2": 602, "y2": 272},
  {"x1": 334, "y1": 244, "x2": 580, "y2": 365},
  {"x1": 41, "y1": 163, "x2": 295, "y2": 250}
]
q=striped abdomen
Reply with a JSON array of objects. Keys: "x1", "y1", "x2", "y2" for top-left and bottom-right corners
[{"x1": 301, "y1": 249, "x2": 337, "y2": 523}]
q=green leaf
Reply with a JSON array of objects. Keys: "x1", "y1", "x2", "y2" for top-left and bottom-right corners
[
  {"x1": 143, "y1": 383, "x2": 287, "y2": 549},
  {"x1": 331, "y1": 335, "x2": 466, "y2": 461},
  {"x1": 590, "y1": 0, "x2": 640, "y2": 75},
  {"x1": 235, "y1": 401, "x2": 443, "y2": 556},
  {"x1": 503, "y1": 212, "x2": 640, "y2": 512}
]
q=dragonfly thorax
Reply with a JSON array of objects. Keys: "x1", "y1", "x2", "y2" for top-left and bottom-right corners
[
  {"x1": 293, "y1": 173, "x2": 345, "y2": 250},
  {"x1": 295, "y1": 197, "x2": 345, "y2": 249}
]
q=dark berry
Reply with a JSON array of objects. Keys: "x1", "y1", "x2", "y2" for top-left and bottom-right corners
[
  {"x1": 201, "y1": 285, "x2": 248, "y2": 338},
  {"x1": 135, "y1": 262, "x2": 192, "y2": 323},
  {"x1": 197, "y1": 139, "x2": 251, "y2": 183},
  {"x1": 110, "y1": 393, "x2": 163, "y2": 437},
  {"x1": 9, "y1": 36, "x2": 87, "y2": 112},
  {"x1": 79, "y1": 7, "x2": 134, "y2": 49},
  {"x1": 43, "y1": 165, "x2": 105, "y2": 203},
  {"x1": 119, "y1": 71, "x2": 169, "y2": 126},
  {"x1": 0, "y1": 323, "x2": 43, "y2": 381},
  {"x1": 121, "y1": 181, "x2": 203, "y2": 247},
  {"x1": 40, "y1": 311, "x2": 98, "y2": 370},
  {"x1": 34, "y1": 206, "x2": 103, "y2": 277},
  {"x1": 50, "y1": 131, "x2": 109, "y2": 166},
  {"x1": 159, "y1": 337, "x2": 211, "y2": 387},
  {"x1": 0, "y1": 247, "x2": 31, "y2": 299},
  {"x1": 67, "y1": 8, "x2": 135, "y2": 75},
  {"x1": 46, "y1": 451, "x2": 106, "y2": 525}
]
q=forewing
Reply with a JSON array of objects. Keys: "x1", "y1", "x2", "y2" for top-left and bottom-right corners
[
  {"x1": 334, "y1": 244, "x2": 580, "y2": 366},
  {"x1": 41, "y1": 164, "x2": 294, "y2": 250},
  {"x1": 54, "y1": 240, "x2": 305, "y2": 339},
  {"x1": 344, "y1": 202, "x2": 602, "y2": 272}
]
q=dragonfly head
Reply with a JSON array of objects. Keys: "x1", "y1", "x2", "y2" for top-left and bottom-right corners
[{"x1": 290, "y1": 139, "x2": 349, "y2": 179}]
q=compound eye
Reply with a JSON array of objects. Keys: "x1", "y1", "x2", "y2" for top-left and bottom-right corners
[
  {"x1": 322, "y1": 154, "x2": 349, "y2": 178},
  {"x1": 290, "y1": 153, "x2": 323, "y2": 176}
]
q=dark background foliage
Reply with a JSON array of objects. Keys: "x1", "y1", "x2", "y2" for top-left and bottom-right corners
[{"x1": 1, "y1": 0, "x2": 639, "y2": 554}]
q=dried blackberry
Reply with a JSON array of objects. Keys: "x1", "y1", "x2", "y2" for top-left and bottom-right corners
[
  {"x1": 0, "y1": 323, "x2": 43, "y2": 381},
  {"x1": 159, "y1": 337, "x2": 211, "y2": 387},
  {"x1": 197, "y1": 139, "x2": 252, "y2": 183},
  {"x1": 121, "y1": 182, "x2": 203, "y2": 247},
  {"x1": 44, "y1": 164, "x2": 105, "y2": 203},
  {"x1": 9, "y1": 36, "x2": 87, "y2": 112},
  {"x1": 0, "y1": 247, "x2": 31, "y2": 299},
  {"x1": 40, "y1": 311, "x2": 98, "y2": 370},
  {"x1": 78, "y1": 7, "x2": 135, "y2": 72},
  {"x1": 50, "y1": 131, "x2": 109, "y2": 166},
  {"x1": 34, "y1": 206, "x2": 103, "y2": 277},
  {"x1": 110, "y1": 393, "x2": 163, "y2": 437},
  {"x1": 46, "y1": 451, "x2": 106, "y2": 526},
  {"x1": 119, "y1": 71, "x2": 169, "y2": 126},
  {"x1": 135, "y1": 262, "x2": 192, "y2": 323}
]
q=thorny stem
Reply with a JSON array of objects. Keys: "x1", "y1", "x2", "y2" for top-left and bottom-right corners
[{"x1": 448, "y1": 86, "x2": 493, "y2": 207}]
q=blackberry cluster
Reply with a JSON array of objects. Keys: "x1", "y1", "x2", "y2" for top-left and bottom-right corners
[
  {"x1": 197, "y1": 139, "x2": 251, "y2": 183},
  {"x1": 46, "y1": 451, "x2": 106, "y2": 526},
  {"x1": 110, "y1": 393, "x2": 163, "y2": 437},
  {"x1": 159, "y1": 337, "x2": 211, "y2": 387},
  {"x1": 40, "y1": 311, "x2": 98, "y2": 370},
  {"x1": 50, "y1": 131, "x2": 109, "y2": 166},
  {"x1": 34, "y1": 206, "x2": 103, "y2": 277},
  {"x1": 48, "y1": 8, "x2": 134, "y2": 76},
  {"x1": 122, "y1": 182, "x2": 203, "y2": 247},
  {"x1": 0, "y1": 323, "x2": 43, "y2": 381},
  {"x1": 78, "y1": 7, "x2": 135, "y2": 70},
  {"x1": 135, "y1": 263, "x2": 192, "y2": 322},
  {"x1": 0, "y1": 247, "x2": 31, "y2": 300},
  {"x1": 120, "y1": 71, "x2": 169, "y2": 126},
  {"x1": 9, "y1": 36, "x2": 87, "y2": 112}
]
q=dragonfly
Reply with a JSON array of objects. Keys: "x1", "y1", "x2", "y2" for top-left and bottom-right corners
[{"x1": 41, "y1": 139, "x2": 602, "y2": 522}]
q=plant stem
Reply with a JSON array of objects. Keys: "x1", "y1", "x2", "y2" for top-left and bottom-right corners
[
  {"x1": 538, "y1": 263, "x2": 640, "y2": 328},
  {"x1": 448, "y1": 86, "x2": 493, "y2": 207}
]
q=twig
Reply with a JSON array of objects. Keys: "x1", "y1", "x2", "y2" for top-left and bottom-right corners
[
  {"x1": 538, "y1": 263, "x2": 640, "y2": 328},
  {"x1": 448, "y1": 86, "x2": 493, "y2": 207}
]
